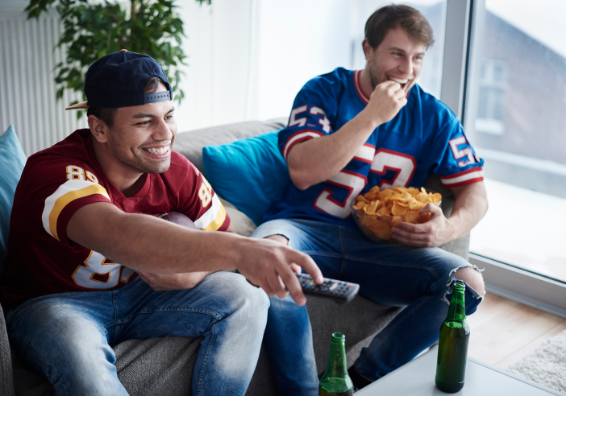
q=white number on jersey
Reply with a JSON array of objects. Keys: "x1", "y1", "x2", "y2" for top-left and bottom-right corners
[
  {"x1": 371, "y1": 149, "x2": 416, "y2": 188},
  {"x1": 66, "y1": 165, "x2": 98, "y2": 183},
  {"x1": 289, "y1": 105, "x2": 331, "y2": 133},
  {"x1": 314, "y1": 171, "x2": 367, "y2": 218},
  {"x1": 73, "y1": 250, "x2": 123, "y2": 289},
  {"x1": 198, "y1": 181, "x2": 212, "y2": 207},
  {"x1": 314, "y1": 146, "x2": 416, "y2": 218},
  {"x1": 309, "y1": 107, "x2": 332, "y2": 133},
  {"x1": 289, "y1": 106, "x2": 308, "y2": 127},
  {"x1": 449, "y1": 136, "x2": 475, "y2": 167}
]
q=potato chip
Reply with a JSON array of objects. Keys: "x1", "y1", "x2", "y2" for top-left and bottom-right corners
[{"x1": 364, "y1": 200, "x2": 379, "y2": 215}]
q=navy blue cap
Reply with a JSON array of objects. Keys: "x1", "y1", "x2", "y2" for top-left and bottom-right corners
[{"x1": 66, "y1": 50, "x2": 172, "y2": 110}]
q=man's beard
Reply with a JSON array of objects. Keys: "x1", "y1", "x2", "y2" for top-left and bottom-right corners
[{"x1": 367, "y1": 65, "x2": 381, "y2": 90}]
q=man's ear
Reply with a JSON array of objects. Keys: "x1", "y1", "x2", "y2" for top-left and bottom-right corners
[
  {"x1": 88, "y1": 115, "x2": 109, "y2": 143},
  {"x1": 362, "y1": 39, "x2": 374, "y2": 61}
]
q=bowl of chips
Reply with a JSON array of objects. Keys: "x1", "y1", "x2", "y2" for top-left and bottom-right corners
[{"x1": 352, "y1": 186, "x2": 442, "y2": 242}]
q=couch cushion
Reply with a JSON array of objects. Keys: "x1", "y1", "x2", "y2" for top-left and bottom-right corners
[
  {"x1": 175, "y1": 119, "x2": 285, "y2": 173},
  {"x1": 202, "y1": 131, "x2": 289, "y2": 225},
  {"x1": 0, "y1": 126, "x2": 26, "y2": 270},
  {"x1": 12, "y1": 336, "x2": 201, "y2": 396}
]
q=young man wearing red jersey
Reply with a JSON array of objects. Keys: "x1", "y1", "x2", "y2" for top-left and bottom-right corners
[{"x1": 0, "y1": 50, "x2": 322, "y2": 395}]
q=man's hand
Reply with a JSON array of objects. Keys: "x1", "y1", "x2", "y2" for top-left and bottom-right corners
[
  {"x1": 264, "y1": 234, "x2": 303, "y2": 283},
  {"x1": 139, "y1": 271, "x2": 210, "y2": 291},
  {"x1": 390, "y1": 204, "x2": 455, "y2": 248},
  {"x1": 363, "y1": 81, "x2": 408, "y2": 126},
  {"x1": 235, "y1": 236, "x2": 323, "y2": 306}
]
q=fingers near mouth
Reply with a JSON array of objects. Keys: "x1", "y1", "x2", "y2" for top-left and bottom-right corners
[{"x1": 390, "y1": 78, "x2": 410, "y2": 93}]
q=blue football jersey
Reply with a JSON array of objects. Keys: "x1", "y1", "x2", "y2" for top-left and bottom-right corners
[{"x1": 265, "y1": 67, "x2": 484, "y2": 225}]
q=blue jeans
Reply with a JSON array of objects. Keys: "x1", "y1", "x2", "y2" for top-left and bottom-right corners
[
  {"x1": 6, "y1": 271, "x2": 269, "y2": 395},
  {"x1": 252, "y1": 218, "x2": 482, "y2": 395}
]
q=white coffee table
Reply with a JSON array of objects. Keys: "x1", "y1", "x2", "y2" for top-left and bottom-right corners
[{"x1": 356, "y1": 346, "x2": 556, "y2": 396}]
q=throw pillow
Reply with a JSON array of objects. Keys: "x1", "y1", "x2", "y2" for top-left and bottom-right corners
[
  {"x1": 202, "y1": 131, "x2": 289, "y2": 225},
  {"x1": 0, "y1": 126, "x2": 26, "y2": 269}
]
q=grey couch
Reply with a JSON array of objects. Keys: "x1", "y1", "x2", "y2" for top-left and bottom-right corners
[{"x1": 0, "y1": 118, "x2": 468, "y2": 395}]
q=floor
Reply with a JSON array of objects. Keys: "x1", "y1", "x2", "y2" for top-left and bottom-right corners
[{"x1": 468, "y1": 292, "x2": 566, "y2": 369}]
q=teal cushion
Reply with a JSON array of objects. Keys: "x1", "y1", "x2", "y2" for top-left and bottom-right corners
[
  {"x1": 202, "y1": 131, "x2": 288, "y2": 224},
  {"x1": 0, "y1": 126, "x2": 26, "y2": 269}
]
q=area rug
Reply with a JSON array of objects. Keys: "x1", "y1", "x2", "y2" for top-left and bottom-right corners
[{"x1": 506, "y1": 331, "x2": 566, "y2": 395}]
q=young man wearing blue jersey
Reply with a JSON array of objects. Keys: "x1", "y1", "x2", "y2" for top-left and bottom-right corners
[{"x1": 251, "y1": 4, "x2": 488, "y2": 395}]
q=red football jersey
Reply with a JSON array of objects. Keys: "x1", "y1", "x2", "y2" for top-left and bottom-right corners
[{"x1": 1, "y1": 129, "x2": 230, "y2": 307}]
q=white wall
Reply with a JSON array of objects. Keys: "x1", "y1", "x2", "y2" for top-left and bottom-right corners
[
  {"x1": 1, "y1": 0, "x2": 368, "y2": 140},
  {"x1": 175, "y1": 0, "x2": 445, "y2": 131},
  {"x1": 251, "y1": 0, "x2": 354, "y2": 120},
  {"x1": 177, "y1": 0, "x2": 257, "y2": 131},
  {"x1": 176, "y1": 0, "x2": 357, "y2": 131}
]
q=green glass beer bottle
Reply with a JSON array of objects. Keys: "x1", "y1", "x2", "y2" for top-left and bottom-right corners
[
  {"x1": 319, "y1": 331, "x2": 354, "y2": 396},
  {"x1": 435, "y1": 280, "x2": 470, "y2": 393}
]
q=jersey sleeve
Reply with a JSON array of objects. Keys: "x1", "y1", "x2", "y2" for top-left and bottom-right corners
[
  {"x1": 432, "y1": 116, "x2": 485, "y2": 188},
  {"x1": 37, "y1": 161, "x2": 111, "y2": 242},
  {"x1": 175, "y1": 155, "x2": 230, "y2": 232},
  {"x1": 279, "y1": 75, "x2": 339, "y2": 160}
]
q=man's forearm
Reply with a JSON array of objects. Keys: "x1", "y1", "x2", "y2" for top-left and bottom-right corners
[
  {"x1": 447, "y1": 182, "x2": 488, "y2": 240},
  {"x1": 288, "y1": 110, "x2": 378, "y2": 190},
  {"x1": 68, "y1": 203, "x2": 245, "y2": 274},
  {"x1": 103, "y1": 216, "x2": 246, "y2": 273}
]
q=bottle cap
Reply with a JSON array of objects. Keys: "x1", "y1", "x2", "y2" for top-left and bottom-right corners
[
  {"x1": 452, "y1": 280, "x2": 466, "y2": 293},
  {"x1": 331, "y1": 331, "x2": 346, "y2": 342}
]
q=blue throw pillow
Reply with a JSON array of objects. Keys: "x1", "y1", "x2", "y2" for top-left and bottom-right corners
[
  {"x1": 0, "y1": 126, "x2": 26, "y2": 269},
  {"x1": 202, "y1": 131, "x2": 289, "y2": 225}
]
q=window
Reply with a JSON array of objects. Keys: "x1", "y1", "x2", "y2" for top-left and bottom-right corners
[
  {"x1": 475, "y1": 60, "x2": 507, "y2": 135},
  {"x1": 464, "y1": 0, "x2": 566, "y2": 281}
]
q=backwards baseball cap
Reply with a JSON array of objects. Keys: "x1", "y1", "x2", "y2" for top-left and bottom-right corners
[{"x1": 66, "y1": 49, "x2": 172, "y2": 110}]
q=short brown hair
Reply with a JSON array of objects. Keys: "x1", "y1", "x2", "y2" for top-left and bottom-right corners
[
  {"x1": 87, "y1": 77, "x2": 164, "y2": 126},
  {"x1": 364, "y1": 4, "x2": 434, "y2": 50}
]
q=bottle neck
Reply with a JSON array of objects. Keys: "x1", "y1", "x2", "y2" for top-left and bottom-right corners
[
  {"x1": 324, "y1": 332, "x2": 348, "y2": 377},
  {"x1": 446, "y1": 282, "x2": 466, "y2": 323}
]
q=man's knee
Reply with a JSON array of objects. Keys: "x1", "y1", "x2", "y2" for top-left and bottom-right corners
[
  {"x1": 251, "y1": 219, "x2": 298, "y2": 247},
  {"x1": 10, "y1": 307, "x2": 124, "y2": 394},
  {"x1": 218, "y1": 272, "x2": 270, "y2": 325},
  {"x1": 455, "y1": 267, "x2": 486, "y2": 298},
  {"x1": 241, "y1": 283, "x2": 270, "y2": 316}
]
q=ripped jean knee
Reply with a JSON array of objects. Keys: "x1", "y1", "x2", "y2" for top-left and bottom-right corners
[{"x1": 447, "y1": 264, "x2": 485, "y2": 315}]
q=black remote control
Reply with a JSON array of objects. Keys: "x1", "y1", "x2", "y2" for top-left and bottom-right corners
[{"x1": 296, "y1": 273, "x2": 360, "y2": 304}]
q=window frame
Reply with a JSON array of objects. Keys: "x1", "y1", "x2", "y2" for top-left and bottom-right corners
[{"x1": 441, "y1": 0, "x2": 565, "y2": 316}]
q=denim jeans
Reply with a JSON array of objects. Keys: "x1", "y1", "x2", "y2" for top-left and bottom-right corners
[
  {"x1": 6, "y1": 271, "x2": 269, "y2": 395},
  {"x1": 252, "y1": 218, "x2": 482, "y2": 395}
]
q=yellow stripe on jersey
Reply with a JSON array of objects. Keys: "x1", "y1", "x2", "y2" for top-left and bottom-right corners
[
  {"x1": 194, "y1": 194, "x2": 227, "y2": 232},
  {"x1": 204, "y1": 203, "x2": 228, "y2": 232},
  {"x1": 42, "y1": 180, "x2": 110, "y2": 240}
]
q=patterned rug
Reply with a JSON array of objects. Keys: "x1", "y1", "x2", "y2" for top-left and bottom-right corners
[{"x1": 506, "y1": 331, "x2": 566, "y2": 395}]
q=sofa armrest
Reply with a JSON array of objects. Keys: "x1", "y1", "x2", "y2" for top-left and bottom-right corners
[{"x1": 0, "y1": 302, "x2": 15, "y2": 395}]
